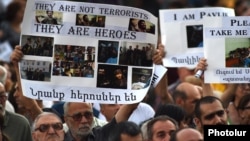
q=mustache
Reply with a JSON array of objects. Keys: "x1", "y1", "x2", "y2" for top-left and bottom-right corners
[{"x1": 79, "y1": 125, "x2": 91, "y2": 130}]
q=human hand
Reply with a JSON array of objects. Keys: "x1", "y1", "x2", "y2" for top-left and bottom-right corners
[
  {"x1": 152, "y1": 43, "x2": 165, "y2": 65},
  {"x1": 194, "y1": 58, "x2": 207, "y2": 80},
  {"x1": 10, "y1": 45, "x2": 23, "y2": 64}
]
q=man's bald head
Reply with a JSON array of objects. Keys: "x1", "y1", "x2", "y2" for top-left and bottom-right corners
[
  {"x1": 173, "y1": 82, "x2": 202, "y2": 117},
  {"x1": 176, "y1": 82, "x2": 201, "y2": 97},
  {"x1": 171, "y1": 128, "x2": 203, "y2": 141}
]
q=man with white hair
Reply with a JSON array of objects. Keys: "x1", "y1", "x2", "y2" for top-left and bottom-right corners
[
  {"x1": 64, "y1": 102, "x2": 138, "y2": 141},
  {"x1": 32, "y1": 112, "x2": 65, "y2": 141}
]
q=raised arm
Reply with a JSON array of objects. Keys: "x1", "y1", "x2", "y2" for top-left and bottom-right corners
[
  {"x1": 194, "y1": 58, "x2": 214, "y2": 97},
  {"x1": 10, "y1": 46, "x2": 43, "y2": 121},
  {"x1": 152, "y1": 44, "x2": 173, "y2": 104},
  {"x1": 114, "y1": 103, "x2": 138, "y2": 123}
]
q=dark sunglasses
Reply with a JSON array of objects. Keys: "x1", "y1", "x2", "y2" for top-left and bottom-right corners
[
  {"x1": 35, "y1": 122, "x2": 63, "y2": 132},
  {"x1": 68, "y1": 111, "x2": 93, "y2": 121}
]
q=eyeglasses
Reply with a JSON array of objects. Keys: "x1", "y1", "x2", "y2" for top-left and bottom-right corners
[
  {"x1": 67, "y1": 111, "x2": 93, "y2": 121},
  {"x1": 35, "y1": 122, "x2": 63, "y2": 132}
]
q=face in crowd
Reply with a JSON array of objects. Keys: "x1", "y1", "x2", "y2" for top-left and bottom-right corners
[
  {"x1": 64, "y1": 102, "x2": 94, "y2": 139},
  {"x1": 46, "y1": 11, "x2": 54, "y2": 19},
  {"x1": 32, "y1": 112, "x2": 64, "y2": 141},
  {"x1": 194, "y1": 96, "x2": 228, "y2": 133},
  {"x1": 147, "y1": 116, "x2": 178, "y2": 141}
]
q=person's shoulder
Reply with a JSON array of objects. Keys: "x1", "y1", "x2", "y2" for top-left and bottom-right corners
[
  {"x1": 64, "y1": 130, "x2": 74, "y2": 141},
  {"x1": 6, "y1": 111, "x2": 29, "y2": 122},
  {"x1": 41, "y1": 19, "x2": 47, "y2": 23},
  {"x1": 5, "y1": 111, "x2": 31, "y2": 128},
  {"x1": 93, "y1": 116, "x2": 108, "y2": 127},
  {"x1": 53, "y1": 18, "x2": 58, "y2": 23}
]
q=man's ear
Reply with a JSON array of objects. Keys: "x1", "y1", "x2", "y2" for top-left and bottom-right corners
[{"x1": 193, "y1": 117, "x2": 201, "y2": 129}]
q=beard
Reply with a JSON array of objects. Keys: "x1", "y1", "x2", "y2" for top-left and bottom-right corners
[
  {"x1": 76, "y1": 121, "x2": 94, "y2": 138},
  {"x1": 46, "y1": 134, "x2": 62, "y2": 141}
]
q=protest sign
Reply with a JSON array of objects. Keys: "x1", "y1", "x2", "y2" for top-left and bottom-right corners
[
  {"x1": 159, "y1": 7, "x2": 235, "y2": 68},
  {"x1": 19, "y1": 0, "x2": 158, "y2": 103},
  {"x1": 204, "y1": 16, "x2": 250, "y2": 83}
]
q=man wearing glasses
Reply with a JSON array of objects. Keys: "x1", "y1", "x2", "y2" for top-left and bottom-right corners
[
  {"x1": 63, "y1": 102, "x2": 138, "y2": 141},
  {"x1": 32, "y1": 112, "x2": 65, "y2": 141}
]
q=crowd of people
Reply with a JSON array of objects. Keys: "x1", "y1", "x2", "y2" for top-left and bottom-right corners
[
  {"x1": 119, "y1": 44, "x2": 154, "y2": 67},
  {"x1": 76, "y1": 14, "x2": 106, "y2": 27},
  {"x1": 21, "y1": 36, "x2": 54, "y2": 57},
  {"x1": 0, "y1": 0, "x2": 250, "y2": 141}
]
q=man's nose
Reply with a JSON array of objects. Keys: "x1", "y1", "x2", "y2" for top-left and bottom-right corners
[
  {"x1": 80, "y1": 115, "x2": 88, "y2": 123},
  {"x1": 48, "y1": 126, "x2": 56, "y2": 133},
  {"x1": 214, "y1": 114, "x2": 222, "y2": 124}
]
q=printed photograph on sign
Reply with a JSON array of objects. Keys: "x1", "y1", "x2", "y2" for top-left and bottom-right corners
[
  {"x1": 186, "y1": 25, "x2": 203, "y2": 48},
  {"x1": 53, "y1": 44, "x2": 95, "y2": 77},
  {"x1": 21, "y1": 35, "x2": 54, "y2": 57},
  {"x1": 35, "y1": 10, "x2": 63, "y2": 25},
  {"x1": 225, "y1": 38, "x2": 250, "y2": 68},
  {"x1": 128, "y1": 18, "x2": 155, "y2": 34},
  {"x1": 96, "y1": 64, "x2": 128, "y2": 89},
  {"x1": 76, "y1": 14, "x2": 106, "y2": 27},
  {"x1": 131, "y1": 68, "x2": 152, "y2": 90},
  {"x1": 119, "y1": 41, "x2": 155, "y2": 67},
  {"x1": 97, "y1": 40, "x2": 119, "y2": 64},
  {"x1": 20, "y1": 59, "x2": 52, "y2": 82}
]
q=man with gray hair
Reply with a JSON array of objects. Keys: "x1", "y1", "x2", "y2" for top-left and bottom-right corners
[
  {"x1": 32, "y1": 112, "x2": 65, "y2": 141},
  {"x1": 63, "y1": 102, "x2": 138, "y2": 141}
]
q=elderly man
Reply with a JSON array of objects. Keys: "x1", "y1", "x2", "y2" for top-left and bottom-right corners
[
  {"x1": 11, "y1": 44, "x2": 155, "y2": 141},
  {"x1": 64, "y1": 102, "x2": 138, "y2": 141},
  {"x1": 32, "y1": 112, "x2": 65, "y2": 141}
]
